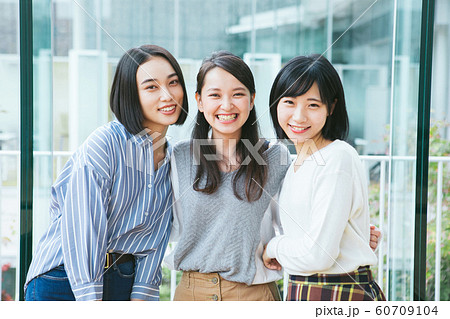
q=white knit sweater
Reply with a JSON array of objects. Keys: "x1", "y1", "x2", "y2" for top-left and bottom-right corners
[{"x1": 266, "y1": 140, "x2": 377, "y2": 275}]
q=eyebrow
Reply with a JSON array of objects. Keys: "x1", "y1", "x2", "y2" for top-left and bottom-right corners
[
  {"x1": 206, "y1": 87, "x2": 247, "y2": 92},
  {"x1": 283, "y1": 96, "x2": 322, "y2": 102},
  {"x1": 140, "y1": 72, "x2": 178, "y2": 85}
]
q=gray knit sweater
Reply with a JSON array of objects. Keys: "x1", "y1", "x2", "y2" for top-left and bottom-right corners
[{"x1": 170, "y1": 140, "x2": 291, "y2": 285}]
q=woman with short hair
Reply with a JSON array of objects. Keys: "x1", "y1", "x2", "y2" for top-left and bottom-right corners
[{"x1": 25, "y1": 44, "x2": 188, "y2": 301}]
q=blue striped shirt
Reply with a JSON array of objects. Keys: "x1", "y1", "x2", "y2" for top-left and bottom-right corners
[{"x1": 25, "y1": 121, "x2": 173, "y2": 301}]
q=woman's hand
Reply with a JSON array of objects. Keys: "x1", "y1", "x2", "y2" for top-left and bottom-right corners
[
  {"x1": 370, "y1": 225, "x2": 381, "y2": 250},
  {"x1": 262, "y1": 245, "x2": 282, "y2": 270}
]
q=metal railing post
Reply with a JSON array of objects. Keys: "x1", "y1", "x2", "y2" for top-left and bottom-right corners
[
  {"x1": 19, "y1": 0, "x2": 34, "y2": 301},
  {"x1": 414, "y1": 0, "x2": 435, "y2": 301}
]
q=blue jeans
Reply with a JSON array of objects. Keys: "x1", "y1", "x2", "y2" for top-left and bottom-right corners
[{"x1": 25, "y1": 258, "x2": 135, "y2": 301}]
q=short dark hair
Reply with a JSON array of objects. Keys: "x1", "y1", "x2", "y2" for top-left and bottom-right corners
[
  {"x1": 110, "y1": 44, "x2": 188, "y2": 135},
  {"x1": 269, "y1": 54, "x2": 349, "y2": 141},
  {"x1": 192, "y1": 51, "x2": 268, "y2": 202}
]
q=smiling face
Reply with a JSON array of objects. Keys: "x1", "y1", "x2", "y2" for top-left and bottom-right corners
[
  {"x1": 136, "y1": 56, "x2": 184, "y2": 135},
  {"x1": 277, "y1": 82, "x2": 334, "y2": 152},
  {"x1": 196, "y1": 67, "x2": 255, "y2": 141}
]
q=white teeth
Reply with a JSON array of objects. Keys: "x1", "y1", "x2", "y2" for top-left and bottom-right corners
[
  {"x1": 217, "y1": 114, "x2": 237, "y2": 121},
  {"x1": 160, "y1": 106, "x2": 175, "y2": 112},
  {"x1": 291, "y1": 126, "x2": 308, "y2": 132}
]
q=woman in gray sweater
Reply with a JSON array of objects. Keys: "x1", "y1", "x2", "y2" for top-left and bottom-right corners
[{"x1": 165, "y1": 51, "x2": 289, "y2": 300}]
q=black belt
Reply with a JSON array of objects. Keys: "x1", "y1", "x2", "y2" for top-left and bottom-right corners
[{"x1": 105, "y1": 253, "x2": 134, "y2": 269}]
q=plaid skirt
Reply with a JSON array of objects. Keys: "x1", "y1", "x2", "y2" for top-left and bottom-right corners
[{"x1": 287, "y1": 266, "x2": 386, "y2": 301}]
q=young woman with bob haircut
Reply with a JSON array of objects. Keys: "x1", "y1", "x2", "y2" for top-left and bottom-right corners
[
  {"x1": 263, "y1": 54, "x2": 385, "y2": 301},
  {"x1": 24, "y1": 44, "x2": 188, "y2": 301}
]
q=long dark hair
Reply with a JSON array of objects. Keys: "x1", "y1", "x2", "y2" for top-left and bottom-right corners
[
  {"x1": 269, "y1": 54, "x2": 349, "y2": 141},
  {"x1": 192, "y1": 51, "x2": 268, "y2": 202},
  {"x1": 110, "y1": 44, "x2": 189, "y2": 135}
]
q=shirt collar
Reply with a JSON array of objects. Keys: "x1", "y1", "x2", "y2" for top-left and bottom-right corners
[
  {"x1": 129, "y1": 130, "x2": 153, "y2": 146},
  {"x1": 118, "y1": 121, "x2": 172, "y2": 157},
  {"x1": 165, "y1": 140, "x2": 173, "y2": 157},
  {"x1": 130, "y1": 129, "x2": 173, "y2": 162}
]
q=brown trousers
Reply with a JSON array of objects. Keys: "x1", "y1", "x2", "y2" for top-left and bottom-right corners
[{"x1": 173, "y1": 271, "x2": 281, "y2": 301}]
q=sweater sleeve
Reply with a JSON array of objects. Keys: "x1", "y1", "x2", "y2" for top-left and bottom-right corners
[
  {"x1": 266, "y1": 170, "x2": 353, "y2": 274},
  {"x1": 168, "y1": 151, "x2": 182, "y2": 243},
  {"x1": 163, "y1": 147, "x2": 183, "y2": 270}
]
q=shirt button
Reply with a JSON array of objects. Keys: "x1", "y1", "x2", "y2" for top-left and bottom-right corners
[
  {"x1": 147, "y1": 184, "x2": 152, "y2": 189},
  {"x1": 145, "y1": 212, "x2": 149, "y2": 216},
  {"x1": 212, "y1": 277, "x2": 218, "y2": 284},
  {"x1": 212, "y1": 294, "x2": 218, "y2": 301}
]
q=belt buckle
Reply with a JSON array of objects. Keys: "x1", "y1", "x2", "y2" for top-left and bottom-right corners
[{"x1": 105, "y1": 252, "x2": 111, "y2": 269}]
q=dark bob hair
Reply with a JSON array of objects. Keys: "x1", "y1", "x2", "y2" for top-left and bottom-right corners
[
  {"x1": 192, "y1": 51, "x2": 268, "y2": 202},
  {"x1": 269, "y1": 54, "x2": 349, "y2": 141},
  {"x1": 110, "y1": 44, "x2": 188, "y2": 135}
]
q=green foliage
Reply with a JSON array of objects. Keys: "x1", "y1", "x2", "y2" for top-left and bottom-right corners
[
  {"x1": 368, "y1": 119, "x2": 450, "y2": 300},
  {"x1": 160, "y1": 266, "x2": 182, "y2": 301},
  {"x1": 425, "y1": 120, "x2": 450, "y2": 300}
]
